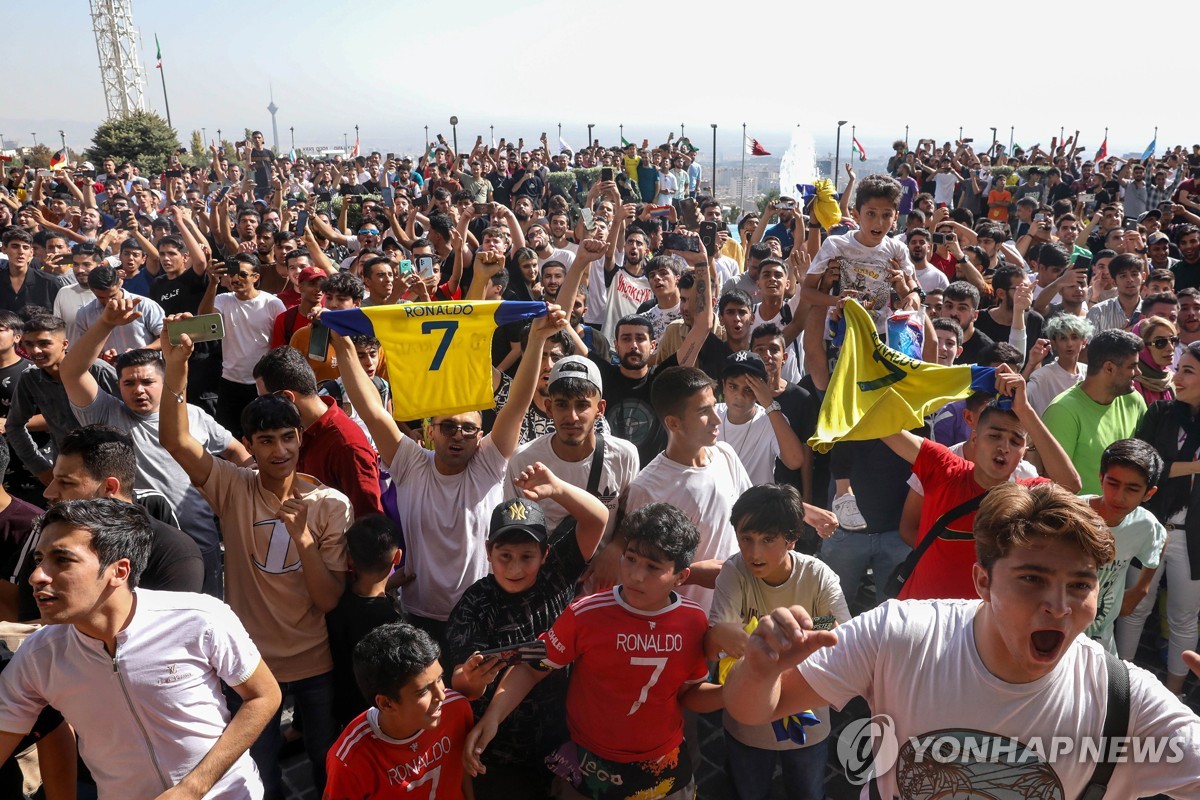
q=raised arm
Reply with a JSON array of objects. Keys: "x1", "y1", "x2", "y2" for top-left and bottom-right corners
[
  {"x1": 514, "y1": 462, "x2": 608, "y2": 559},
  {"x1": 330, "y1": 329, "x2": 403, "y2": 465},
  {"x1": 157, "y1": 317, "x2": 217, "y2": 486},
  {"x1": 173, "y1": 206, "x2": 210, "y2": 276},
  {"x1": 490, "y1": 305, "x2": 567, "y2": 459},
  {"x1": 673, "y1": 234, "x2": 716, "y2": 368},
  {"x1": 61, "y1": 296, "x2": 144, "y2": 409},
  {"x1": 998, "y1": 365, "x2": 1082, "y2": 492},
  {"x1": 308, "y1": 208, "x2": 350, "y2": 247}
]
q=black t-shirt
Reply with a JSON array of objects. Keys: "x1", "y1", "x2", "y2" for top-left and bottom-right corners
[
  {"x1": 1171, "y1": 259, "x2": 1200, "y2": 292},
  {"x1": 955, "y1": 329, "x2": 995, "y2": 365},
  {"x1": 250, "y1": 148, "x2": 274, "y2": 187},
  {"x1": 973, "y1": 308, "x2": 1045, "y2": 360},
  {"x1": 511, "y1": 169, "x2": 545, "y2": 201},
  {"x1": 327, "y1": 590, "x2": 402, "y2": 727},
  {"x1": 150, "y1": 269, "x2": 222, "y2": 402},
  {"x1": 1047, "y1": 182, "x2": 1075, "y2": 205},
  {"x1": 773, "y1": 382, "x2": 819, "y2": 491},
  {"x1": 591, "y1": 356, "x2": 666, "y2": 468},
  {"x1": 0, "y1": 359, "x2": 45, "y2": 505},
  {"x1": 835, "y1": 438, "x2": 912, "y2": 533}
]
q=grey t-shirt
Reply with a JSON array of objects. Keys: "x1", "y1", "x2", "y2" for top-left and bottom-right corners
[{"x1": 71, "y1": 392, "x2": 232, "y2": 553}]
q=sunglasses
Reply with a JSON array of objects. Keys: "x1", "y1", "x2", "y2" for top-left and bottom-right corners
[
  {"x1": 231, "y1": 270, "x2": 256, "y2": 279},
  {"x1": 1148, "y1": 336, "x2": 1180, "y2": 349},
  {"x1": 358, "y1": 229, "x2": 380, "y2": 236},
  {"x1": 437, "y1": 421, "x2": 482, "y2": 438}
]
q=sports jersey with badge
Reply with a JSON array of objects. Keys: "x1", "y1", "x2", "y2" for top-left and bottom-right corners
[
  {"x1": 540, "y1": 587, "x2": 709, "y2": 762},
  {"x1": 323, "y1": 693, "x2": 473, "y2": 800},
  {"x1": 320, "y1": 300, "x2": 546, "y2": 419}
]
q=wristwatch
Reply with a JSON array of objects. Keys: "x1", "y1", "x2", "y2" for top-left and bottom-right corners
[{"x1": 764, "y1": 400, "x2": 782, "y2": 415}]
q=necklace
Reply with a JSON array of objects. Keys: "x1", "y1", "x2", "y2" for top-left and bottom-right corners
[{"x1": 720, "y1": 409, "x2": 757, "y2": 455}]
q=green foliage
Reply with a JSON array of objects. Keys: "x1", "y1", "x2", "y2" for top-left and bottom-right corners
[
  {"x1": 24, "y1": 145, "x2": 52, "y2": 170},
  {"x1": 188, "y1": 130, "x2": 206, "y2": 167},
  {"x1": 756, "y1": 188, "x2": 780, "y2": 214},
  {"x1": 85, "y1": 110, "x2": 180, "y2": 175},
  {"x1": 547, "y1": 171, "x2": 579, "y2": 199},
  {"x1": 331, "y1": 195, "x2": 381, "y2": 229}
]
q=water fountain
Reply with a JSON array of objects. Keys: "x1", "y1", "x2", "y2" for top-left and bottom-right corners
[{"x1": 779, "y1": 125, "x2": 819, "y2": 198}]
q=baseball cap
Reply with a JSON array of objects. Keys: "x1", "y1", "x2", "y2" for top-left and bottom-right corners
[
  {"x1": 488, "y1": 498, "x2": 547, "y2": 544},
  {"x1": 723, "y1": 351, "x2": 768, "y2": 382},
  {"x1": 1138, "y1": 209, "x2": 1162, "y2": 223},
  {"x1": 548, "y1": 355, "x2": 603, "y2": 393},
  {"x1": 298, "y1": 266, "x2": 326, "y2": 284},
  {"x1": 1147, "y1": 231, "x2": 1170, "y2": 246}
]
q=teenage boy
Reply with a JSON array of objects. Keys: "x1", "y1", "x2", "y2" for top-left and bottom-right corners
[
  {"x1": 725, "y1": 482, "x2": 1200, "y2": 799},
  {"x1": 464, "y1": 503, "x2": 724, "y2": 800},
  {"x1": 1087, "y1": 252, "x2": 1146, "y2": 332},
  {"x1": 1084, "y1": 439, "x2": 1166, "y2": 652},
  {"x1": 291, "y1": 271, "x2": 365, "y2": 383},
  {"x1": 640, "y1": 255, "x2": 683, "y2": 341},
  {"x1": 0, "y1": 498, "x2": 281, "y2": 800},
  {"x1": 706, "y1": 484, "x2": 850, "y2": 800},
  {"x1": 504, "y1": 355, "x2": 640, "y2": 591},
  {"x1": 1026, "y1": 314, "x2": 1093, "y2": 415},
  {"x1": 201, "y1": 253, "x2": 285, "y2": 439},
  {"x1": 446, "y1": 464, "x2": 608, "y2": 798},
  {"x1": 324, "y1": 623, "x2": 475, "y2": 800},
  {"x1": 270, "y1": 265, "x2": 325, "y2": 347},
  {"x1": 54, "y1": 242, "x2": 104, "y2": 338},
  {"x1": 714, "y1": 351, "x2": 806, "y2": 486},
  {"x1": 75, "y1": 264, "x2": 165, "y2": 358},
  {"x1": 940, "y1": 280, "x2": 995, "y2": 364},
  {"x1": 160, "y1": 332, "x2": 353, "y2": 798},
  {"x1": 881, "y1": 366, "x2": 1081, "y2": 600}
]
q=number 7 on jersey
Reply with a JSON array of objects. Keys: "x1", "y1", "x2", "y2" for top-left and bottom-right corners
[{"x1": 421, "y1": 320, "x2": 459, "y2": 371}]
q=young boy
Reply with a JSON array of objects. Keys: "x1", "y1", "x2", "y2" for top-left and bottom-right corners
[
  {"x1": 319, "y1": 334, "x2": 392, "y2": 445},
  {"x1": 1085, "y1": 439, "x2": 1166, "y2": 652},
  {"x1": 444, "y1": 463, "x2": 608, "y2": 798},
  {"x1": 324, "y1": 623, "x2": 474, "y2": 799},
  {"x1": 706, "y1": 484, "x2": 849, "y2": 800},
  {"x1": 714, "y1": 351, "x2": 806, "y2": 486},
  {"x1": 464, "y1": 503, "x2": 723, "y2": 800},
  {"x1": 940, "y1": 280, "x2": 995, "y2": 364},
  {"x1": 327, "y1": 514, "x2": 404, "y2": 728}
]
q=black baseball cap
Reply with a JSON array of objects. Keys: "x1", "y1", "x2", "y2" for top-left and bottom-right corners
[
  {"x1": 723, "y1": 351, "x2": 768, "y2": 382},
  {"x1": 488, "y1": 498, "x2": 547, "y2": 544}
]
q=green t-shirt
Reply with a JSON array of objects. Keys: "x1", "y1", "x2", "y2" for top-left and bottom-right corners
[{"x1": 1043, "y1": 386, "x2": 1146, "y2": 495}]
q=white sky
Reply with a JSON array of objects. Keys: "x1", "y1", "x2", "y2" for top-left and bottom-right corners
[{"x1": 0, "y1": 0, "x2": 1189, "y2": 160}]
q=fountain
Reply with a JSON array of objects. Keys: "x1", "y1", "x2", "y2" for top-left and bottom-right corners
[{"x1": 779, "y1": 126, "x2": 819, "y2": 199}]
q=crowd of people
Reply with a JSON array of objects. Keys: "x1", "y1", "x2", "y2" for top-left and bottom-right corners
[{"x1": 1, "y1": 128, "x2": 1200, "y2": 799}]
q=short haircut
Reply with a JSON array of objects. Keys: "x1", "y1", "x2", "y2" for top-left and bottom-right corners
[
  {"x1": 730, "y1": 484, "x2": 806, "y2": 543},
  {"x1": 854, "y1": 174, "x2": 902, "y2": 211},
  {"x1": 974, "y1": 482, "x2": 1115, "y2": 574},
  {"x1": 1179, "y1": 287, "x2": 1200, "y2": 303},
  {"x1": 540, "y1": 260, "x2": 566, "y2": 279},
  {"x1": 72, "y1": 241, "x2": 105, "y2": 261},
  {"x1": 979, "y1": 341, "x2": 1023, "y2": 368},
  {"x1": 241, "y1": 394, "x2": 303, "y2": 438},
  {"x1": 1142, "y1": 292, "x2": 1178, "y2": 313},
  {"x1": 1147, "y1": 269, "x2": 1175, "y2": 285},
  {"x1": 284, "y1": 248, "x2": 312, "y2": 267},
  {"x1": 645, "y1": 255, "x2": 682, "y2": 277},
  {"x1": 253, "y1": 346, "x2": 319, "y2": 396},
  {"x1": 620, "y1": 503, "x2": 699, "y2": 573},
  {"x1": 321, "y1": 271, "x2": 365, "y2": 301},
  {"x1": 750, "y1": 321, "x2": 785, "y2": 347},
  {"x1": 1107, "y1": 253, "x2": 1144, "y2": 279},
  {"x1": 2, "y1": 228, "x2": 34, "y2": 247},
  {"x1": 908, "y1": 227, "x2": 931, "y2": 241},
  {"x1": 651, "y1": 366, "x2": 713, "y2": 421},
  {"x1": 1044, "y1": 314, "x2": 1094, "y2": 340},
  {"x1": 157, "y1": 234, "x2": 185, "y2": 253},
  {"x1": 1038, "y1": 242, "x2": 1070, "y2": 270},
  {"x1": 747, "y1": 242, "x2": 772, "y2": 261},
  {"x1": 614, "y1": 314, "x2": 654, "y2": 340},
  {"x1": 59, "y1": 425, "x2": 136, "y2": 491},
  {"x1": 1100, "y1": 438, "x2": 1164, "y2": 489},
  {"x1": 719, "y1": 289, "x2": 753, "y2": 315},
  {"x1": 346, "y1": 514, "x2": 402, "y2": 574},
  {"x1": 1084, "y1": 329, "x2": 1144, "y2": 376},
  {"x1": 35, "y1": 498, "x2": 153, "y2": 588},
  {"x1": 351, "y1": 334, "x2": 381, "y2": 351},
  {"x1": 114, "y1": 348, "x2": 163, "y2": 378},
  {"x1": 362, "y1": 256, "x2": 392, "y2": 280},
  {"x1": 944, "y1": 281, "x2": 981, "y2": 309},
  {"x1": 228, "y1": 252, "x2": 260, "y2": 273},
  {"x1": 352, "y1": 622, "x2": 440, "y2": 703},
  {"x1": 22, "y1": 313, "x2": 65, "y2": 336},
  {"x1": 990, "y1": 263, "x2": 1025, "y2": 295},
  {"x1": 976, "y1": 396, "x2": 1022, "y2": 433},
  {"x1": 0, "y1": 310, "x2": 23, "y2": 335},
  {"x1": 932, "y1": 317, "x2": 964, "y2": 345}
]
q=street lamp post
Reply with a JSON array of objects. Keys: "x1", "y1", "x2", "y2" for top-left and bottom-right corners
[
  {"x1": 31, "y1": 133, "x2": 37, "y2": 149},
  {"x1": 587, "y1": 124, "x2": 594, "y2": 146},
  {"x1": 710, "y1": 124, "x2": 717, "y2": 198},
  {"x1": 834, "y1": 121, "x2": 848, "y2": 189},
  {"x1": 343, "y1": 133, "x2": 348, "y2": 151},
  {"x1": 354, "y1": 124, "x2": 359, "y2": 154},
  {"x1": 450, "y1": 116, "x2": 458, "y2": 154},
  {"x1": 290, "y1": 126, "x2": 295, "y2": 149}
]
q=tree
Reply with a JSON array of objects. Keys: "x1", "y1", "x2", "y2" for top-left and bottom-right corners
[
  {"x1": 24, "y1": 145, "x2": 52, "y2": 170},
  {"x1": 756, "y1": 188, "x2": 780, "y2": 214},
  {"x1": 188, "y1": 130, "x2": 205, "y2": 166},
  {"x1": 85, "y1": 110, "x2": 179, "y2": 176}
]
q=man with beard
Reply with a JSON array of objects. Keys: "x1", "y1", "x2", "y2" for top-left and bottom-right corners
[
  {"x1": 1171, "y1": 225, "x2": 1200, "y2": 290},
  {"x1": 975, "y1": 264, "x2": 1044, "y2": 358},
  {"x1": 908, "y1": 227, "x2": 949, "y2": 294},
  {"x1": 54, "y1": 243, "x2": 105, "y2": 339},
  {"x1": 526, "y1": 220, "x2": 575, "y2": 271},
  {"x1": 601, "y1": 219, "x2": 653, "y2": 340}
]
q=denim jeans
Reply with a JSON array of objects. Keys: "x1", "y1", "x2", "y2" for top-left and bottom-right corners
[
  {"x1": 724, "y1": 730, "x2": 827, "y2": 800},
  {"x1": 227, "y1": 670, "x2": 336, "y2": 799},
  {"x1": 819, "y1": 528, "x2": 911, "y2": 610}
]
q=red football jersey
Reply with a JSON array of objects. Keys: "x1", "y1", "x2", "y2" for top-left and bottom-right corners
[
  {"x1": 323, "y1": 691, "x2": 473, "y2": 800},
  {"x1": 540, "y1": 586, "x2": 709, "y2": 762}
]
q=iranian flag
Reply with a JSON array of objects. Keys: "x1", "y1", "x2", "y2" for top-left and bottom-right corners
[
  {"x1": 155, "y1": 34, "x2": 162, "y2": 69},
  {"x1": 852, "y1": 136, "x2": 867, "y2": 161},
  {"x1": 745, "y1": 135, "x2": 770, "y2": 156}
]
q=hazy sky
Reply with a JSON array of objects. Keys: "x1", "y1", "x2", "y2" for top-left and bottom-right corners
[{"x1": 1, "y1": 0, "x2": 1188, "y2": 160}]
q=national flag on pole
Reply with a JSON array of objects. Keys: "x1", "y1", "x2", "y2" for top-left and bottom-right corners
[
  {"x1": 49, "y1": 150, "x2": 66, "y2": 170},
  {"x1": 621, "y1": 136, "x2": 630, "y2": 147},
  {"x1": 154, "y1": 34, "x2": 162, "y2": 69},
  {"x1": 320, "y1": 301, "x2": 548, "y2": 419},
  {"x1": 745, "y1": 135, "x2": 770, "y2": 156},
  {"x1": 1142, "y1": 138, "x2": 1156, "y2": 161},
  {"x1": 1095, "y1": 136, "x2": 1108, "y2": 161},
  {"x1": 350, "y1": 137, "x2": 360, "y2": 159},
  {"x1": 558, "y1": 136, "x2": 572, "y2": 153},
  {"x1": 288, "y1": 148, "x2": 296, "y2": 163},
  {"x1": 808, "y1": 299, "x2": 995, "y2": 453},
  {"x1": 852, "y1": 136, "x2": 867, "y2": 162}
]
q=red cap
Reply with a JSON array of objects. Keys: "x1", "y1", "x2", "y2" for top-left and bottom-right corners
[{"x1": 298, "y1": 266, "x2": 326, "y2": 284}]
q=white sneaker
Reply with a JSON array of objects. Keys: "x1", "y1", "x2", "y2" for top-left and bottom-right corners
[{"x1": 832, "y1": 493, "x2": 867, "y2": 531}]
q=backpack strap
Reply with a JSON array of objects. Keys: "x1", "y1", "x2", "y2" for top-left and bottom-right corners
[
  {"x1": 586, "y1": 434, "x2": 605, "y2": 495},
  {"x1": 1078, "y1": 653, "x2": 1131, "y2": 800}
]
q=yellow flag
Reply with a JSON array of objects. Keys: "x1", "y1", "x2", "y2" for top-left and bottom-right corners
[{"x1": 808, "y1": 299, "x2": 995, "y2": 453}]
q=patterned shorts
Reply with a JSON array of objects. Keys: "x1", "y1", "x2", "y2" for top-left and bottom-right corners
[{"x1": 546, "y1": 739, "x2": 695, "y2": 800}]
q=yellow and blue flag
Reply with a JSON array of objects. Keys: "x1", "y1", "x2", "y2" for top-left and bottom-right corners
[
  {"x1": 321, "y1": 300, "x2": 547, "y2": 420},
  {"x1": 809, "y1": 299, "x2": 994, "y2": 453}
]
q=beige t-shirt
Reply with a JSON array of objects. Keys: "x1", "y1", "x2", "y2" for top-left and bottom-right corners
[{"x1": 200, "y1": 457, "x2": 351, "y2": 682}]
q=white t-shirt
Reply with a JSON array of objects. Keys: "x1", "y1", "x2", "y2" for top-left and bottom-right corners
[
  {"x1": 213, "y1": 292, "x2": 286, "y2": 384},
  {"x1": 801, "y1": 599, "x2": 1200, "y2": 799},
  {"x1": 808, "y1": 232, "x2": 915, "y2": 333},
  {"x1": 602, "y1": 269, "x2": 653, "y2": 341},
  {"x1": 625, "y1": 442, "x2": 752, "y2": 612},
  {"x1": 1027, "y1": 361, "x2": 1087, "y2": 417},
  {"x1": 506, "y1": 432, "x2": 640, "y2": 543},
  {"x1": 913, "y1": 264, "x2": 950, "y2": 294},
  {"x1": 388, "y1": 433, "x2": 508, "y2": 620},
  {"x1": 907, "y1": 441, "x2": 1038, "y2": 495},
  {"x1": 537, "y1": 248, "x2": 576, "y2": 272},
  {"x1": 933, "y1": 171, "x2": 959, "y2": 206},
  {"x1": 710, "y1": 552, "x2": 849, "y2": 750},
  {"x1": 584, "y1": 260, "x2": 609, "y2": 326},
  {"x1": 644, "y1": 300, "x2": 682, "y2": 343},
  {"x1": 1082, "y1": 499, "x2": 1165, "y2": 651},
  {"x1": 716, "y1": 404, "x2": 779, "y2": 486},
  {"x1": 752, "y1": 295, "x2": 804, "y2": 383},
  {"x1": 53, "y1": 283, "x2": 93, "y2": 341}
]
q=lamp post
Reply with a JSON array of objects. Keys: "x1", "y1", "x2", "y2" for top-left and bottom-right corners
[
  {"x1": 216, "y1": 129, "x2": 221, "y2": 147},
  {"x1": 202, "y1": 127, "x2": 207, "y2": 146},
  {"x1": 354, "y1": 124, "x2": 359, "y2": 154},
  {"x1": 343, "y1": 133, "x2": 348, "y2": 151},
  {"x1": 490, "y1": 125, "x2": 494, "y2": 146},
  {"x1": 710, "y1": 124, "x2": 717, "y2": 199},
  {"x1": 905, "y1": 124, "x2": 909, "y2": 148},
  {"x1": 680, "y1": 123, "x2": 685, "y2": 140},
  {"x1": 31, "y1": 133, "x2": 37, "y2": 149},
  {"x1": 1009, "y1": 126, "x2": 1014, "y2": 153},
  {"x1": 587, "y1": 123, "x2": 594, "y2": 146},
  {"x1": 290, "y1": 126, "x2": 295, "y2": 149},
  {"x1": 449, "y1": 116, "x2": 458, "y2": 154},
  {"x1": 958, "y1": 126, "x2": 963, "y2": 142},
  {"x1": 834, "y1": 121, "x2": 848, "y2": 189}
]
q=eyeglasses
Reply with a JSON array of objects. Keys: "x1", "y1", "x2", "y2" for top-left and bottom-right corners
[
  {"x1": 437, "y1": 421, "x2": 482, "y2": 438},
  {"x1": 1148, "y1": 336, "x2": 1180, "y2": 349},
  {"x1": 358, "y1": 229, "x2": 380, "y2": 236}
]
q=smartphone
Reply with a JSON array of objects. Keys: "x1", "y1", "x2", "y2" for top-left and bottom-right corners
[
  {"x1": 932, "y1": 232, "x2": 950, "y2": 244},
  {"x1": 1074, "y1": 254, "x2": 1093, "y2": 280},
  {"x1": 699, "y1": 220, "x2": 719, "y2": 254},
  {"x1": 386, "y1": 152, "x2": 395, "y2": 162},
  {"x1": 167, "y1": 314, "x2": 225, "y2": 345},
  {"x1": 165, "y1": 169, "x2": 183, "y2": 179},
  {"x1": 581, "y1": 207, "x2": 595, "y2": 230},
  {"x1": 296, "y1": 210, "x2": 309, "y2": 237},
  {"x1": 600, "y1": 167, "x2": 614, "y2": 182},
  {"x1": 36, "y1": 169, "x2": 53, "y2": 179},
  {"x1": 398, "y1": 259, "x2": 413, "y2": 276},
  {"x1": 307, "y1": 320, "x2": 330, "y2": 362},
  {"x1": 1123, "y1": 219, "x2": 1139, "y2": 231},
  {"x1": 339, "y1": 185, "x2": 354, "y2": 197},
  {"x1": 474, "y1": 202, "x2": 490, "y2": 216},
  {"x1": 416, "y1": 255, "x2": 436, "y2": 280},
  {"x1": 663, "y1": 232, "x2": 701, "y2": 253},
  {"x1": 1079, "y1": 193, "x2": 1095, "y2": 203},
  {"x1": 778, "y1": 200, "x2": 797, "y2": 210},
  {"x1": 1034, "y1": 212, "x2": 1045, "y2": 222},
  {"x1": 81, "y1": 169, "x2": 96, "y2": 179},
  {"x1": 477, "y1": 640, "x2": 548, "y2": 666}
]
